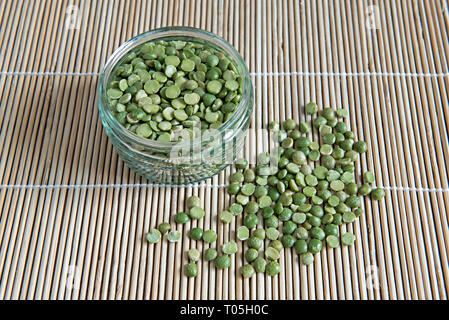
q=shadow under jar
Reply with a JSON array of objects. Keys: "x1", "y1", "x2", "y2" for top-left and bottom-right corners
[{"x1": 98, "y1": 27, "x2": 253, "y2": 184}]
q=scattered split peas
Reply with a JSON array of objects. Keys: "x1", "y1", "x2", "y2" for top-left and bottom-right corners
[{"x1": 145, "y1": 103, "x2": 386, "y2": 278}]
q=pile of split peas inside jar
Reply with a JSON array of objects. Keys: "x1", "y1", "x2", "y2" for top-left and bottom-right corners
[{"x1": 106, "y1": 39, "x2": 244, "y2": 142}]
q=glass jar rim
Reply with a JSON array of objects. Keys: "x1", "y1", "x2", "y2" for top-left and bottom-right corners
[{"x1": 98, "y1": 26, "x2": 253, "y2": 152}]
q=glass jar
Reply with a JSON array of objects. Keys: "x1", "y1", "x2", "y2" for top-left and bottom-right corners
[{"x1": 98, "y1": 27, "x2": 253, "y2": 184}]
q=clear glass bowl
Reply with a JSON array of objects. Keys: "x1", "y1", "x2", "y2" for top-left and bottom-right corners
[{"x1": 98, "y1": 27, "x2": 253, "y2": 184}]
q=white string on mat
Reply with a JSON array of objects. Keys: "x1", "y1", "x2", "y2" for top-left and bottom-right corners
[
  {"x1": 0, "y1": 183, "x2": 448, "y2": 192},
  {"x1": 1, "y1": 70, "x2": 449, "y2": 78},
  {"x1": 381, "y1": 186, "x2": 449, "y2": 193}
]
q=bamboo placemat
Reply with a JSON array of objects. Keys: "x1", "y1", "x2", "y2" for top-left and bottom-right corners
[{"x1": 0, "y1": 0, "x2": 448, "y2": 300}]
